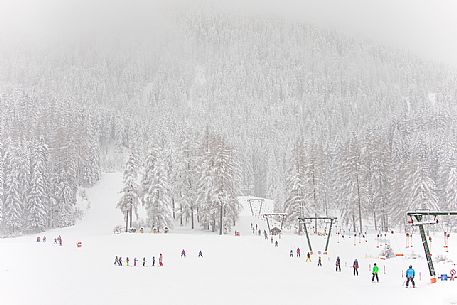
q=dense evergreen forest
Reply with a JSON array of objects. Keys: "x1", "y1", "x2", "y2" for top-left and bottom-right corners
[{"x1": 1, "y1": 5, "x2": 457, "y2": 236}]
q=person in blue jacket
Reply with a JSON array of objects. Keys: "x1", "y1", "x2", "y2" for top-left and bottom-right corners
[{"x1": 405, "y1": 265, "x2": 415, "y2": 288}]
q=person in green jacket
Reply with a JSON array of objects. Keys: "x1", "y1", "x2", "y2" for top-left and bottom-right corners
[{"x1": 372, "y1": 263, "x2": 379, "y2": 282}]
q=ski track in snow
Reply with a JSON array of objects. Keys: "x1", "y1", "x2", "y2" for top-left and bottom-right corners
[{"x1": 1, "y1": 173, "x2": 457, "y2": 305}]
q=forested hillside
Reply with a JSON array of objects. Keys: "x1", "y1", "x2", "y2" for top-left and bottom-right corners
[{"x1": 1, "y1": 5, "x2": 457, "y2": 235}]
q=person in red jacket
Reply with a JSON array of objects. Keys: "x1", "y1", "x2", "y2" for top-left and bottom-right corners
[
  {"x1": 159, "y1": 253, "x2": 163, "y2": 266},
  {"x1": 296, "y1": 248, "x2": 301, "y2": 257}
]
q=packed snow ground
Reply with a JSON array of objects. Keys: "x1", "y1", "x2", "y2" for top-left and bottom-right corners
[{"x1": 1, "y1": 173, "x2": 457, "y2": 305}]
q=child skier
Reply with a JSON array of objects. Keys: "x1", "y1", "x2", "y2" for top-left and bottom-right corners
[
  {"x1": 405, "y1": 265, "x2": 415, "y2": 288},
  {"x1": 198, "y1": 250, "x2": 203, "y2": 257},
  {"x1": 306, "y1": 252, "x2": 311, "y2": 262},
  {"x1": 181, "y1": 249, "x2": 186, "y2": 257},
  {"x1": 353, "y1": 259, "x2": 359, "y2": 276},
  {"x1": 335, "y1": 256, "x2": 341, "y2": 271},
  {"x1": 290, "y1": 250, "x2": 294, "y2": 257},
  {"x1": 372, "y1": 263, "x2": 379, "y2": 282},
  {"x1": 296, "y1": 248, "x2": 301, "y2": 257}
]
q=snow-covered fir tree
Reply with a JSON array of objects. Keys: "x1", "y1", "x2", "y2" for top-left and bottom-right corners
[
  {"x1": 142, "y1": 147, "x2": 173, "y2": 232},
  {"x1": 284, "y1": 139, "x2": 307, "y2": 230},
  {"x1": 27, "y1": 139, "x2": 49, "y2": 232},
  {"x1": 3, "y1": 148, "x2": 23, "y2": 234},
  {"x1": 117, "y1": 150, "x2": 141, "y2": 230},
  {"x1": 197, "y1": 132, "x2": 240, "y2": 234}
]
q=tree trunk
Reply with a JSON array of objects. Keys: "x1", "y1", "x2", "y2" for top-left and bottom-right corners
[
  {"x1": 129, "y1": 207, "x2": 132, "y2": 228},
  {"x1": 314, "y1": 212, "x2": 318, "y2": 234},
  {"x1": 191, "y1": 206, "x2": 194, "y2": 229},
  {"x1": 356, "y1": 169, "x2": 363, "y2": 233},
  {"x1": 219, "y1": 200, "x2": 223, "y2": 235},
  {"x1": 385, "y1": 213, "x2": 389, "y2": 232},
  {"x1": 373, "y1": 210, "x2": 377, "y2": 231},
  {"x1": 180, "y1": 202, "x2": 183, "y2": 226},
  {"x1": 172, "y1": 197, "x2": 176, "y2": 220},
  {"x1": 352, "y1": 211, "x2": 356, "y2": 233},
  {"x1": 125, "y1": 212, "x2": 129, "y2": 232}
]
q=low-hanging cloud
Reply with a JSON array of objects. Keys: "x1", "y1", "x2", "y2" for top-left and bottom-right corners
[{"x1": 0, "y1": 0, "x2": 456, "y2": 67}]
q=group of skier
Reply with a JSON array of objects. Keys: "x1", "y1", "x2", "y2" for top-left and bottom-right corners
[
  {"x1": 181, "y1": 249, "x2": 204, "y2": 257},
  {"x1": 114, "y1": 253, "x2": 164, "y2": 267},
  {"x1": 289, "y1": 248, "x2": 312, "y2": 260},
  {"x1": 288, "y1": 249, "x2": 415, "y2": 286},
  {"x1": 36, "y1": 236, "x2": 47, "y2": 242},
  {"x1": 54, "y1": 235, "x2": 63, "y2": 246},
  {"x1": 115, "y1": 249, "x2": 204, "y2": 267},
  {"x1": 37, "y1": 235, "x2": 62, "y2": 245}
]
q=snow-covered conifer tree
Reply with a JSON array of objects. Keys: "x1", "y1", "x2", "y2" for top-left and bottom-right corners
[
  {"x1": 143, "y1": 149, "x2": 173, "y2": 231},
  {"x1": 27, "y1": 139, "x2": 49, "y2": 232},
  {"x1": 117, "y1": 150, "x2": 141, "y2": 231}
]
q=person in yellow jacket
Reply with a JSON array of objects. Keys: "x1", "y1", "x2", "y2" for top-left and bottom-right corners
[{"x1": 372, "y1": 263, "x2": 379, "y2": 282}]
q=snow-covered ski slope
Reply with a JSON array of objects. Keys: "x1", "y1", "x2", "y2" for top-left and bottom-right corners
[
  {"x1": 1, "y1": 174, "x2": 457, "y2": 305},
  {"x1": 235, "y1": 196, "x2": 274, "y2": 235}
]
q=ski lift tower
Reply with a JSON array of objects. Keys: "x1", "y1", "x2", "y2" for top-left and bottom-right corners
[
  {"x1": 247, "y1": 198, "x2": 265, "y2": 217},
  {"x1": 262, "y1": 213, "x2": 287, "y2": 235},
  {"x1": 298, "y1": 216, "x2": 337, "y2": 255},
  {"x1": 407, "y1": 211, "x2": 457, "y2": 283}
]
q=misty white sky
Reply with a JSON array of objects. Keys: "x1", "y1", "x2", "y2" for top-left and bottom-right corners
[{"x1": 0, "y1": 0, "x2": 456, "y2": 67}]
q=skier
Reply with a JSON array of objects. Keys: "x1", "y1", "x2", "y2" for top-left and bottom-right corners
[
  {"x1": 198, "y1": 250, "x2": 203, "y2": 257},
  {"x1": 126, "y1": 257, "x2": 129, "y2": 266},
  {"x1": 143, "y1": 257, "x2": 146, "y2": 267},
  {"x1": 405, "y1": 265, "x2": 415, "y2": 288},
  {"x1": 256, "y1": 224, "x2": 258, "y2": 230},
  {"x1": 336, "y1": 256, "x2": 341, "y2": 271},
  {"x1": 42, "y1": 236, "x2": 46, "y2": 242},
  {"x1": 119, "y1": 256, "x2": 123, "y2": 266},
  {"x1": 306, "y1": 252, "x2": 311, "y2": 262},
  {"x1": 58, "y1": 235, "x2": 62, "y2": 246},
  {"x1": 134, "y1": 257, "x2": 137, "y2": 266},
  {"x1": 353, "y1": 259, "x2": 359, "y2": 276},
  {"x1": 372, "y1": 263, "x2": 379, "y2": 282},
  {"x1": 290, "y1": 250, "x2": 294, "y2": 257},
  {"x1": 270, "y1": 237, "x2": 273, "y2": 244},
  {"x1": 159, "y1": 254, "x2": 163, "y2": 266},
  {"x1": 181, "y1": 249, "x2": 186, "y2": 257},
  {"x1": 275, "y1": 240, "x2": 278, "y2": 247},
  {"x1": 318, "y1": 256, "x2": 322, "y2": 266},
  {"x1": 152, "y1": 256, "x2": 155, "y2": 267},
  {"x1": 296, "y1": 248, "x2": 301, "y2": 257},
  {"x1": 114, "y1": 256, "x2": 119, "y2": 266}
]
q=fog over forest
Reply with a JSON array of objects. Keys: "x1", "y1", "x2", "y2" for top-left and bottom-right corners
[{"x1": 1, "y1": 0, "x2": 457, "y2": 236}]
